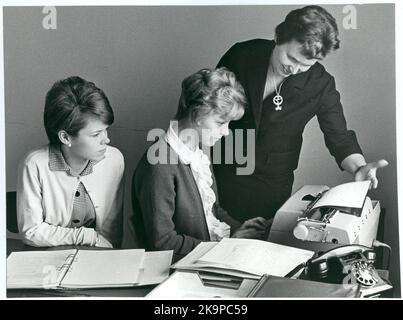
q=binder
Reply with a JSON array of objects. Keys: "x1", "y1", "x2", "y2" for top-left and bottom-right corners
[{"x1": 7, "y1": 249, "x2": 173, "y2": 289}]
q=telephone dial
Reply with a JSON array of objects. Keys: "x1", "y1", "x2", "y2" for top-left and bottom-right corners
[{"x1": 302, "y1": 245, "x2": 380, "y2": 287}]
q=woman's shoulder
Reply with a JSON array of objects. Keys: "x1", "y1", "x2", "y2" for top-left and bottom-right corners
[
  {"x1": 230, "y1": 38, "x2": 274, "y2": 57},
  {"x1": 105, "y1": 145, "x2": 124, "y2": 163},
  {"x1": 303, "y1": 62, "x2": 335, "y2": 93},
  {"x1": 310, "y1": 62, "x2": 333, "y2": 81},
  {"x1": 20, "y1": 145, "x2": 50, "y2": 167},
  {"x1": 236, "y1": 38, "x2": 273, "y2": 49},
  {"x1": 136, "y1": 138, "x2": 182, "y2": 177}
]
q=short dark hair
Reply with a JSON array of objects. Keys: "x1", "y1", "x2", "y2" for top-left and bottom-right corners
[
  {"x1": 44, "y1": 76, "x2": 114, "y2": 146},
  {"x1": 275, "y1": 5, "x2": 340, "y2": 59},
  {"x1": 175, "y1": 67, "x2": 246, "y2": 123}
]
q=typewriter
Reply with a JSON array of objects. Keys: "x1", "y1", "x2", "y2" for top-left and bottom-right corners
[{"x1": 268, "y1": 181, "x2": 380, "y2": 253}]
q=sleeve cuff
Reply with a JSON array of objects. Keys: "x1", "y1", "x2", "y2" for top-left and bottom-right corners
[{"x1": 82, "y1": 228, "x2": 98, "y2": 246}]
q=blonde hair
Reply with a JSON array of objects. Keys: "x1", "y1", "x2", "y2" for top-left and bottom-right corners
[{"x1": 175, "y1": 67, "x2": 246, "y2": 123}]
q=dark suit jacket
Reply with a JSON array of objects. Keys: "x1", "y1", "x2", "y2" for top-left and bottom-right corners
[
  {"x1": 216, "y1": 39, "x2": 363, "y2": 176},
  {"x1": 131, "y1": 138, "x2": 241, "y2": 260},
  {"x1": 212, "y1": 39, "x2": 364, "y2": 221}
]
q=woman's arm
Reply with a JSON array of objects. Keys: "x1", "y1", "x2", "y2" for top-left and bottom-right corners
[
  {"x1": 213, "y1": 202, "x2": 242, "y2": 230},
  {"x1": 317, "y1": 75, "x2": 388, "y2": 189},
  {"x1": 133, "y1": 163, "x2": 202, "y2": 256},
  {"x1": 17, "y1": 158, "x2": 99, "y2": 247},
  {"x1": 316, "y1": 74, "x2": 364, "y2": 168},
  {"x1": 98, "y1": 148, "x2": 125, "y2": 248}
]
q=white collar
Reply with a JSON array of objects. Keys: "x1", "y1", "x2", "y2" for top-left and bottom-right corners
[{"x1": 164, "y1": 121, "x2": 210, "y2": 167}]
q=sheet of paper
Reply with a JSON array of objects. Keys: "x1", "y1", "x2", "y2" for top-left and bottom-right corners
[
  {"x1": 202, "y1": 279, "x2": 242, "y2": 290},
  {"x1": 198, "y1": 272, "x2": 242, "y2": 282},
  {"x1": 7, "y1": 249, "x2": 77, "y2": 289},
  {"x1": 312, "y1": 181, "x2": 371, "y2": 210},
  {"x1": 147, "y1": 271, "x2": 258, "y2": 298},
  {"x1": 60, "y1": 249, "x2": 145, "y2": 288},
  {"x1": 171, "y1": 241, "x2": 218, "y2": 269},
  {"x1": 172, "y1": 242, "x2": 260, "y2": 278},
  {"x1": 198, "y1": 238, "x2": 314, "y2": 277},
  {"x1": 137, "y1": 250, "x2": 173, "y2": 286},
  {"x1": 174, "y1": 266, "x2": 260, "y2": 279}
]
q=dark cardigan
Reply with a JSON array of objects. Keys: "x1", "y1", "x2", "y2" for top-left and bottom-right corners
[{"x1": 131, "y1": 138, "x2": 241, "y2": 260}]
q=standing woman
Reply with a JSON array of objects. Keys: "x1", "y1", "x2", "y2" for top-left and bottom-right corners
[
  {"x1": 214, "y1": 5, "x2": 388, "y2": 222},
  {"x1": 17, "y1": 76, "x2": 124, "y2": 248},
  {"x1": 132, "y1": 68, "x2": 268, "y2": 261}
]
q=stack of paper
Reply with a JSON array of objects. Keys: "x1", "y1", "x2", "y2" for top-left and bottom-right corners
[
  {"x1": 198, "y1": 271, "x2": 244, "y2": 290},
  {"x1": 7, "y1": 249, "x2": 173, "y2": 289},
  {"x1": 149, "y1": 239, "x2": 314, "y2": 298},
  {"x1": 172, "y1": 238, "x2": 314, "y2": 280}
]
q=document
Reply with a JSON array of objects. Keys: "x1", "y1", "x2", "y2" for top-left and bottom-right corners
[
  {"x1": 60, "y1": 249, "x2": 145, "y2": 288},
  {"x1": 172, "y1": 238, "x2": 314, "y2": 279},
  {"x1": 312, "y1": 180, "x2": 371, "y2": 211},
  {"x1": 171, "y1": 242, "x2": 218, "y2": 269},
  {"x1": 7, "y1": 249, "x2": 173, "y2": 289},
  {"x1": 137, "y1": 250, "x2": 173, "y2": 286},
  {"x1": 7, "y1": 249, "x2": 77, "y2": 289}
]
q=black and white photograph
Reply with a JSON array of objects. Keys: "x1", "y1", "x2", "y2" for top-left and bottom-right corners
[{"x1": 1, "y1": 0, "x2": 401, "y2": 302}]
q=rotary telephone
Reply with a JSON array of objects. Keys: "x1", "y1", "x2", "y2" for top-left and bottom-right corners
[{"x1": 302, "y1": 245, "x2": 381, "y2": 287}]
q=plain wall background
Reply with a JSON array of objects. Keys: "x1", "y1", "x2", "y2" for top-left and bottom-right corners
[{"x1": 3, "y1": 4, "x2": 399, "y2": 295}]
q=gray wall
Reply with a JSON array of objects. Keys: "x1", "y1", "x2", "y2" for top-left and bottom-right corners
[{"x1": 4, "y1": 5, "x2": 399, "y2": 296}]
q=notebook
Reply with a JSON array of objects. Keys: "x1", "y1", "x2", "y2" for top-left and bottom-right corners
[
  {"x1": 7, "y1": 249, "x2": 173, "y2": 289},
  {"x1": 172, "y1": 238, "x2": 314, "y2": 279}
]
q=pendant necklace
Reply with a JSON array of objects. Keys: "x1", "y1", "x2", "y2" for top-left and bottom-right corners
[
  {"x1": 270, "y1": 64, "x2": 285, "y2": 111},
  {"x1": 273, "y1": 81, "x2": 284, "y2": 111}
]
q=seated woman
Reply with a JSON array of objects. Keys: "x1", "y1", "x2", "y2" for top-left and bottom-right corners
[
  {"x1": 17, "y1": 76, "x2": 124, "y2": 248},
  {"x1": 132, "y1": 67, "x2": 269, "y2": 260}
]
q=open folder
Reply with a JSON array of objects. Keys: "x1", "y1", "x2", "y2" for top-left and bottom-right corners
[
  {"x1": 172, "y1": 238, "x2": 314, "y2": 279},
  {"x1": 7, "y1": 249, "x2": 173, "y2": 289}
]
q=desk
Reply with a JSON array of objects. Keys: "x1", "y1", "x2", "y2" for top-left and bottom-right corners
[
  {"x1": 7, "y1": 236, "x2": 392, "y2": 298},
  {"x1": 6, "y1": 239, "x2": 155, "y2": 298}
]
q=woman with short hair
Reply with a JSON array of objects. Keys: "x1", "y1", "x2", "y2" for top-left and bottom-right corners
[
  {"x1": 17, "y1": 76, "x2": 124, "y2": 248},
  {"x1": 214, "y1": 5, "x2": 388, "y2": 223},
  {"x1": 132, "y1": 67, "x2": 268, "y2": 260}
]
